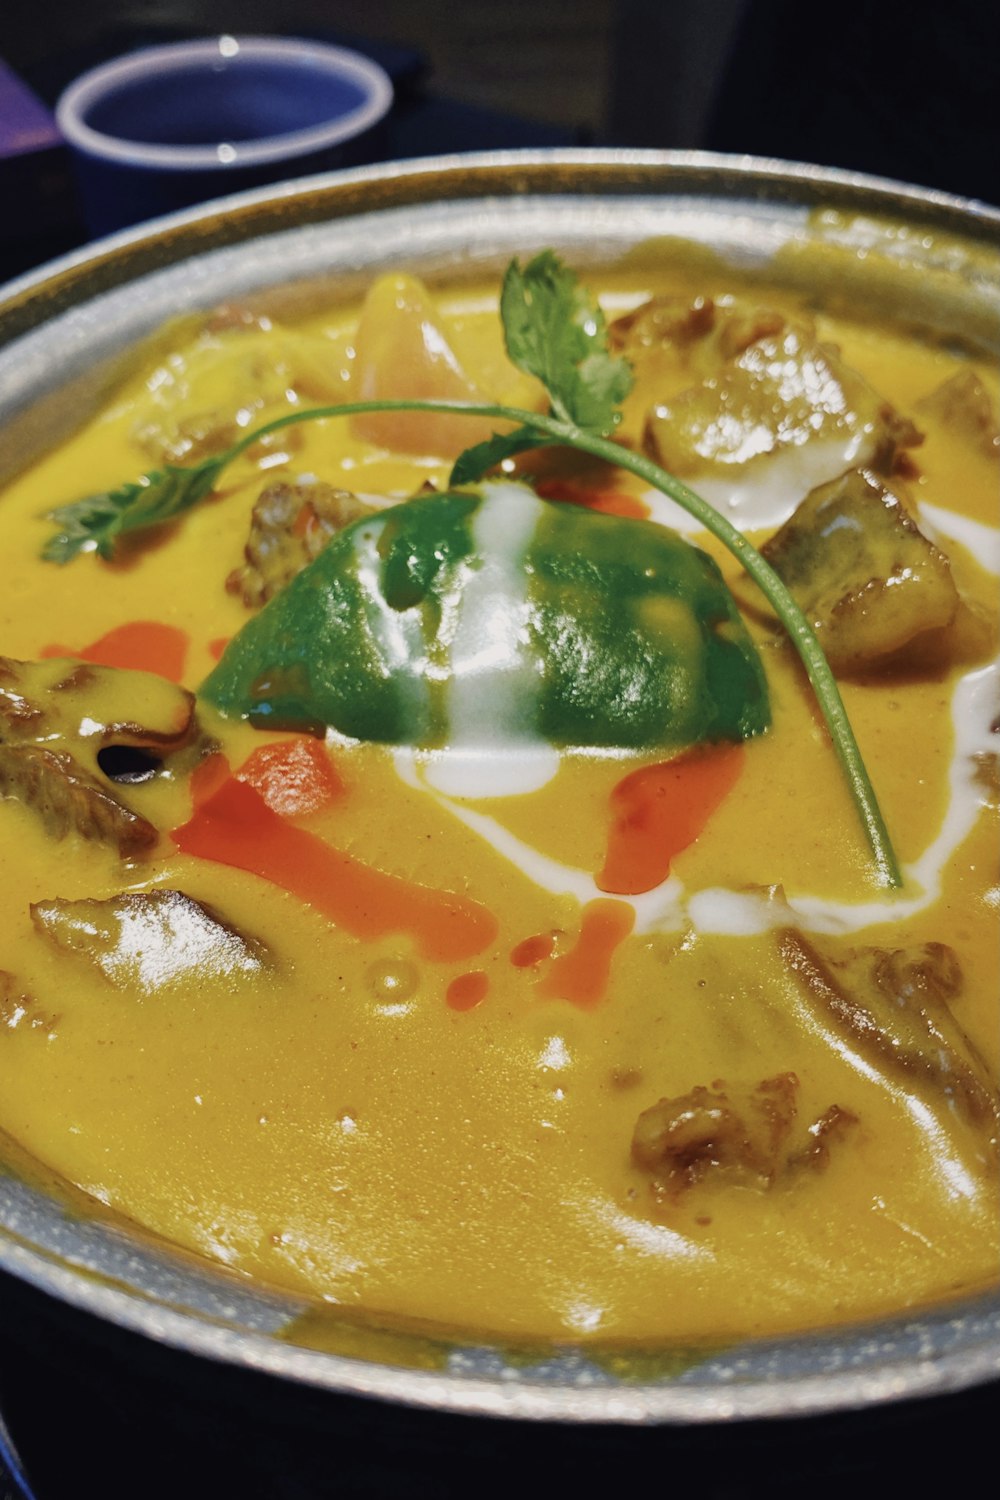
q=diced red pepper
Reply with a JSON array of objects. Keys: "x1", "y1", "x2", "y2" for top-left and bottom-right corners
[{"x1": 236, "y1": 737, "x2": 344, "y2": 818}]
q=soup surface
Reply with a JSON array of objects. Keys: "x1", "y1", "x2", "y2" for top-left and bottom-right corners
[{"x1": 0, "y1": 254, "x2": 997, "y2": 1345}]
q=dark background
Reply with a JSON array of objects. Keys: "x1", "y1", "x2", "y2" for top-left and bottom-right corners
[
  {"x1": 5, "y1": 0, "x2": 999, "y2": 201},
  {"x1": 2, "y1": 0, "x2": 998, "y2": 262},
  {"x1": 2, "y1": 0, "x2": 997, "y2": 279}
]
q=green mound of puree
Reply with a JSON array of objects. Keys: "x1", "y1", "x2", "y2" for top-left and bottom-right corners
[{"x1": 201, "y1": 484, "x2": 771, "y2": 752}]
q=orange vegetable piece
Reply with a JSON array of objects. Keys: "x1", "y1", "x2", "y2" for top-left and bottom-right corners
[
  {"x1": 236, "y1": 737, "x2": 344, "y2": 818},
  {"x1": 536, "y1": 478, "x2": 650, "y2": 520}
]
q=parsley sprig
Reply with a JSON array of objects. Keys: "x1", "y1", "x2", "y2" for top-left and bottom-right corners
[
  {"x1": 39, "y1": 252, "x2": 902, "y2": 888},
  {"x1": 43, "y1": 459, "x2": 228, "y2": 564}
]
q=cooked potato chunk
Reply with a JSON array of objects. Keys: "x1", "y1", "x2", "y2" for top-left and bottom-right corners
[
  {"x1": 760, "y1": 468, "x2": 959, "y2": 672},
  {"x1": 349, "y1": 273, "x2": 500, "y2": 457},
  {"x1": 643, "y1": 322, "x2": 919, "y2": 478}
]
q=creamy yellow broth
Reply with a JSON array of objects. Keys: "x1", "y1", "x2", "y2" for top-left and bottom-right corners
[{"x1": 0, "y1": 265, "x2": 997, "y2": 1345}]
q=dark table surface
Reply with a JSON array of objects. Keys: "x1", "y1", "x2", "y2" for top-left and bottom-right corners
[
  {"x1": 1, "y1": 22, "x2": 998, "y2": 1498},
  {"x1": 2, "y1": 1264, "x2": 999, "y2": 1500}
]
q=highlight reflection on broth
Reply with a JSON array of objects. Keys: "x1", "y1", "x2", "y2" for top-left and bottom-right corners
[{"x1": 0, "y1": 251, "x2": 996, "y2": 1345}]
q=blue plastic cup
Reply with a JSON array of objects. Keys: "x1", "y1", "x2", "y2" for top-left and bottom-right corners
[{"x1": 56, "y1": 35, "x2": 394, "y2": 236}]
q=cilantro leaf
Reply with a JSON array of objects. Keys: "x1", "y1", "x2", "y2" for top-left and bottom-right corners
[
  {"x1": 42, "y1": 456, "x2": 226, "y2": 564},
  {"x1": 500, "y1": 251, "x2": 633, "y2": 433}
]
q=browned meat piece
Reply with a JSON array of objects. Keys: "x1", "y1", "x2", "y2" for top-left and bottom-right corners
[
  {"x1": 227, "y1": 479, "x2": 375, "y2": 609},
  {"x1": 778, "y1": 930, "x2": 999, "y2": 1149},
  {"x1": 632, "y1": 1074, "x2": 795, "y2": 1193},
  {"x1": 0, "y1": 656, "x2": 207, "y2": 857},
  {"x1": 610, "y1": 294, "x2": 788, "y2": 366},
  {"x1": 916, "y1": 368, "x2": 1000, "y2": 462},
  {"x1": 0, "y1": 656, "x2": 198, "y2": 750},
  {"x1": 643, "y1": 322, "x2": 920, "y2": 480},
  {"x1": 130, "y1": 315, "x2": 302, "y2": 466},
  {"x1": 760, "y1": 468, "x2": 959, "y2": 673},
  {"x1": 631, "y1": 1071, "x2": 855, "y2": 1202},
  {"x1": 131, "y1": 311, "x2": 344, "y2": 467},
  {"x1": 610, "y1": 294, "x2": 719, "y2": 353},
  {"x1": 30, "y1": 890, "x2": 270, "y2": 991},
  {"x1": 785, "y1": 1104, "x2": 859, "y2": 1172},
  {"x1": 0, "y1": 744, "x2": 158, "y2": 857}
]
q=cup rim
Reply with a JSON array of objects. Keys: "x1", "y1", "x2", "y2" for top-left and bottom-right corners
[{"x1": 55, "y1": 34, "x2": 394, "y2": 171}]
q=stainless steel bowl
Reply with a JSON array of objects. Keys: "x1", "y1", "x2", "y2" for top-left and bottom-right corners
[{"x1": 1, "y1": 149, "x2": 998, "y2": 1425}]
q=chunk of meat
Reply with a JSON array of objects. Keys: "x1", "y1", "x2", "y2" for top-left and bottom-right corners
[
  {"x1": 916, "y1": 368, "x2": 1000, "y2": 462},
  {"x1": 643, "y1": 322, "x2": 920, "y2": 479},
  {"x1": 610, "y1": 293, "x2": 788, "y2": 370},
  {"x1": 0, "y1": 657, "x2": 198, "y2": 751},
  {"x1": 610, "y1": 294, "x2": 719, "y2": 354},
  {"x1": 785, "y1": 1104, "x2": 859, "y2": 1173},
  {"x1": 0, "y1": 744, "x2": 158, "y2": 857},
  {"x1": 777, "y1": 930, "x2": 999, "y2": 1149},
  {"x1": 30, "y1": 890, "x2": 270, "y2": 991},
  {"x1": 227, "y1": 480, "x2": 375, "y2": 608},
  {"x1": 632, "y1": 1071, "x2": 857, "y2": 1201},
  {"x1": 0, "y1": 656, "x2": 207, "y2": 857},
  {"x1": 760, "y1": 468, "x2": 959, "y2": 672}
]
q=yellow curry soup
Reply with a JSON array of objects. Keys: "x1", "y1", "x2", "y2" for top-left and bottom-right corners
[{"x1": 0, "y1": 261, "x2": 996, "y2": 1344}]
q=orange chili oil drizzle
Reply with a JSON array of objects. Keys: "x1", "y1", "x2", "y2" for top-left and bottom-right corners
[
  {"x1": 173, "y1": 755, "x2": 497, "y2": 963},
  {"x1": 598, "y1": 744, "x2": 745, "y2": 895},
  {"x1": 446, "y1": 971, "x2": 490, "y2": 1011},
  {"x1": 536, "y1": 898, "x2": 634, "y2": 1009},
  {"x1": 43, "y1": 620, "x2": 190, "y2": 682}
]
